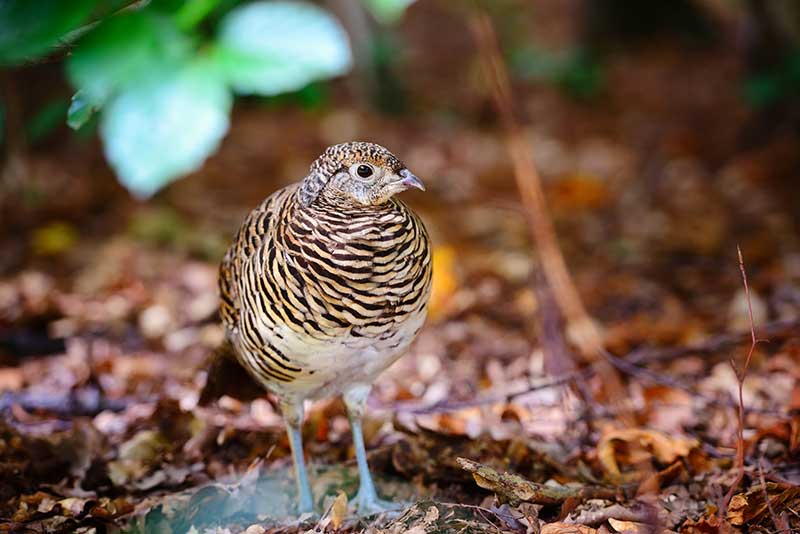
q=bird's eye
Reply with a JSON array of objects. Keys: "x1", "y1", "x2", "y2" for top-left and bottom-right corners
[{"x1": 356, "y1": 165, "x2": 373, "y2": 178}]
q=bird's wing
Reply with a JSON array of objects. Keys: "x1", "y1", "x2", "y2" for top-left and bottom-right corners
[{"x1": 218, "y1": 184, "x2": 298, "y2": 334}]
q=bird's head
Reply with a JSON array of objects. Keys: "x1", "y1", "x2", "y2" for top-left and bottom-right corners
[{"x1": 298, "y1": 141, "x2": 425, "y2": 206}]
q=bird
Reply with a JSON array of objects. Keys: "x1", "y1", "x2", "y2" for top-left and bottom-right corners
[{"x1": 216, "y1": 141, "x2": 432, "y2": 515}]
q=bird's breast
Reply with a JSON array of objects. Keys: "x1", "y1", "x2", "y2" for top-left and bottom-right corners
[{"x1": 231, "y1": 195, "x2": 432, "y2": 398}]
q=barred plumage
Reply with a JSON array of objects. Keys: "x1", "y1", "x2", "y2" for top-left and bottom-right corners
[{"x1": 217, "y1": 142, "x2": 432, "y2": 515}]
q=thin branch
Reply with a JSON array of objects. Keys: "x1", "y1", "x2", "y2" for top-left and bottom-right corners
[
  {"x1": 458, "y1": 457, "x2": 626, "y2": 504},
  {"x1": 721, "y1": 246, "x2": 766, "y2": 512},
  {"x1": 758, "y1": 459, "x2": 792, "y2": 534},
  {"x1": 466, "y1": 11, "x2": 602, "y2": 357},
  {"x1": 627, "y1": 319, "x2": 798, "y2": 365},
  {"x1": 466, "y1": 7, "x2": 629, "y2": 415}
]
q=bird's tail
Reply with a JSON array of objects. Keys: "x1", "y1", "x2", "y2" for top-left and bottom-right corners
[{"x1": 198, "y1": 339, "x2": 265, "y2": 405}]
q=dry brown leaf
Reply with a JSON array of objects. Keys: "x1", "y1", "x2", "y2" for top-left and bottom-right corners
[
  {"x1": 330, "y1": 490, "x2": 348, "y2": 530},
  {"x1": 549, "y1": 173, "x2": 610, "y2": 211},
  {"x1": 541, "y1": 522, "x2": 598, "y2": 534},
  {"x1": 58, "y1": 497, "x2": 89, "y2": 516},
  {"x1": 726, "y1": 494, "x2": 748, "y2": 527},
  {"x1": 458, "y1": 457, "x2": 618, "y2": 505},
  {"x1": 598, "y1": 428, "x2": 698, "y2": 476},
  {"x1": 726, "y1": 484, "x2": 800, "y2": 527},
  {"x1": 608, "y1": 518, "x2": 677, "y2": 534},
  {"x1": 636, "y1": 461, "x2": 685, "y2": 496},
  {"x1": 680, "y1": 513, "x2": 743, "y2": 534},
  {"x1": 427, "y1": 245, "x2": 458, "y2": 319}
]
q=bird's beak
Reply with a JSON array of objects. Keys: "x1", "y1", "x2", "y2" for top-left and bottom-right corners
[{"x1": 399, "y1": 168, "x2": 425, "y2": 191}]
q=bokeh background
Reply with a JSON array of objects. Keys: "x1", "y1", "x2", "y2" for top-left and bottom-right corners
[{"x1": 1, "y1": 1, "x2": 800, "y2": 532}]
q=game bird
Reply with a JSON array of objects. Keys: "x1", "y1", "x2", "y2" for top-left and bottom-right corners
[{"x1": 217, "y1": 142, "x2": 432, "y2": 515}]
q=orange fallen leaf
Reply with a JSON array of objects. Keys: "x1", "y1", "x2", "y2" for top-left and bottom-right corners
[
  {"x1": 680, "y1": 511, "x2": 739, "y2": 534},
  {"x1": 541, "y1": 522, "x2": 597, "y2": 534},
  {"x1": 549, "y1": 172, "x2": 610, "y2": 211},
  {"x1": 609, "y1": 518, "x2": 677, "y2": 534},
  {"x1": 330, "y1": 490, "x2": 348, "y2": 530},
  {"x1": 598, "y1": 428, "x2": 698, "y2": 476},
  {"x1": 428, "y1": 245, "x2": 458, "y2": 320}
]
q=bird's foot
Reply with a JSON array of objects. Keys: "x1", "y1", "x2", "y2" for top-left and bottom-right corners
[
  {"x1": 296, "y1": 502, "x2": 315, "y2": 517},
  {"x1": 349, "y1": 490, "x2": 402, "y2": 517}
]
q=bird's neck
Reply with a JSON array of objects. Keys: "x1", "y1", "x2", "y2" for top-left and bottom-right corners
[
  {"x1": 292, "y1": 191, "x2": 410, "y2": 247},
  {"x1": 312, "y1": 188, "x2": 396, "y2": 216}
]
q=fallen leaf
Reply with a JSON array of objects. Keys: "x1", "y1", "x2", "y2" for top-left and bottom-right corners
[
  {"x1": 428, "y1": 245, "x2": 458, "y2": 319},
  {"x1": 549, "y1": 172, "x2": 610, "y2": 211},
  {"x1": 726, "y1": 484, "x2": 800, "y2": 527},
  {"x1": 331, "y1": 490, "x2": 348, "y2": 530},
  {"x1": 541, "y1": 522, "x2": 598, "y2": 534},
  {"x1": 597, "y1": 428, "x2": 698, "y2": 477},
  {"x1": 680, "y1": 513, "x2": 739, "y2": 534},
  {"x1": 609, "y1": 518, "x2": 677, "y2": 534}
]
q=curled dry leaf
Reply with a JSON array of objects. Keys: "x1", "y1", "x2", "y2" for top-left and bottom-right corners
[
  {"x1": 608, "y1": 518, "x2": 678, "y2": 534},
  {"x1": 541, "y1": 522, "x2": 598, "y2": 534},
  {"x1": 678, "y1": 514, "x2": 723, "y2": 534},
  {"x1": 597, "y1": 429, "x2": 699, "y2": 478},
  {"x1": 726, "y1": 484, "x2": 800, "y2": 527},
  {"x1": 458, "y1": 457, "x2": 619, "y2": 505},
  {"x1": 330, "y1": 490, "x2": 348, "y2": 530}
]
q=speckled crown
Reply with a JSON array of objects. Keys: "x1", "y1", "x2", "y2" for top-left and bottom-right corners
[{"x1": 298, "y1": 142, "x2": 404, "y2": 205}]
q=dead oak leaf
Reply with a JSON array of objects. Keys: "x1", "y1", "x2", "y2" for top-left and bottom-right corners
[
  {"x1": 541, "y1": 522, "x2": 597, "y2": 534},
  {"x1": 331, "y1": 490, "x2": 348, "y2": 530},
  {"x1": 598, "y1": 429, "x2": 698, "y2": 477},
  {"x1": 726, "y1": 484, "x2": 800, "y2": 527},
  {"x1": 608, "y1": 518, "x2": 677, "y2": 534}
]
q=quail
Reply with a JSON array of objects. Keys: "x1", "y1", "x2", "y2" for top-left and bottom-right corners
[{"x1": 218, "y1": 142, "x2": 432, "y2": 515}]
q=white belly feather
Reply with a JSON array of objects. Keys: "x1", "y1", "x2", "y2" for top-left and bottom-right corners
[{"x1": 251, "y1": 308, "x2": 427, "y2": 401}]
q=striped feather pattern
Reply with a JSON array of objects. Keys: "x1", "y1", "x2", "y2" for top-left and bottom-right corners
[{"x1": 219, "y1": 147, "x2": 432, "y2": 401}]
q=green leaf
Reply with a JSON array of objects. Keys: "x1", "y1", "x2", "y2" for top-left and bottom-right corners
[
  {"x1": 216, "y1": 0, "x2": 352, "y2": 96},
  {"x1": 67, "y1": 90, "x2": 97, "y2": 130},
  {"x1": 67, "y1": 11, "x2": 193, "y2": 105},
  {"x1": 0, "y1": 0, "x2": 98, "y2": 64},
  {"x1": 175, "y1": 0, "x2": 222, "y2": 30},
  {"x1": 26, "y1": 98, "x2": 69, "y2": 143},
  {"x1": 361, "y1": 0, "x2": 416, "y2": 24},
  {"x1": 100, "y1": 61, "x2": 231, "y2": 198}
]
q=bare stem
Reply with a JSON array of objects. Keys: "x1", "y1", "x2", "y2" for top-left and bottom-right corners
[
  {"x1": 721, "y1": 246, "x2": 764, "y2": 512},
  {"x1": 467, "y1": 8, "x2": 628, "y2": 414}
]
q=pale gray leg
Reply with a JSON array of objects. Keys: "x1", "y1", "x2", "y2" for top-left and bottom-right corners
[
  {"x1": 343, "y1": 384, "x2": 399, "y2": 516},
  {"x1": 281, "y1": 399, "x2": 314, "y2": 514}
]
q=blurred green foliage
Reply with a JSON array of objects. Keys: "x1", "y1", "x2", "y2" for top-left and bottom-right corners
[
  {"x1": 25, "y1": 98, "x2": 70, "y2": 144},
  {"x1": 362, "y1": 0, "x2": 416, "y2": 25},
  {"x1": 128, "y1": 206, "x2": 228, "y2": 260},
  {"x1": 745, "y1": 51, "x2": 800, "y2": 108},
  {"x1": 67, "y1": 1, "x2": 352, "y2": 198},
  {"x1": 511, "y1": 47, "x2": 604, "y2": 100},
  {"x1": 0, "y1": 0, "x2": 416, "y2": 199},
  {"x1": 0, "y1": 0, "x2": 99, "y2": 64}
]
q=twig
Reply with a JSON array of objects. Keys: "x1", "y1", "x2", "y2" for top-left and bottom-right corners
[
  {"x1": 566, "y1": 502, "x2": 670, "y2": 528},
  {"x1": 721, "y1": 246, "x2": 766, "y2": 513},
  {"x1": 384, "y1": 366, "x2": 593, "y2": 414},
  {"x1": 467, "y1": 6, "x2": 629, "y2": 416},
  {"x1": 758, "y1": 459, "x2": 791, "y2": 534},
  {"x1": 386, "y1": 351, "x2": 792, "y2": 420},
  {"x1": 466, "y1": 10, "x2": 602, "y2": 359},
  {"x1": 627, "y1": 319, "x2": 798, "y2": 366},
  {"x1": 458, "y1": 457, "x2": 626, "y2": 505}
]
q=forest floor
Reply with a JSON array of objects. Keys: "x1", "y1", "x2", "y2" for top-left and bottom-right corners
[{"x1": 2, "y1": 4, "x2": 800, "y2": 533}]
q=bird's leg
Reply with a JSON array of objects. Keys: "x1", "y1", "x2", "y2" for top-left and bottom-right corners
[
  {"x1": 343, "y1": 384, "x2": 400, "y2": 516},
  {"x1": 281, "y1": 399, "x2": 314, "y2": 514}
]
